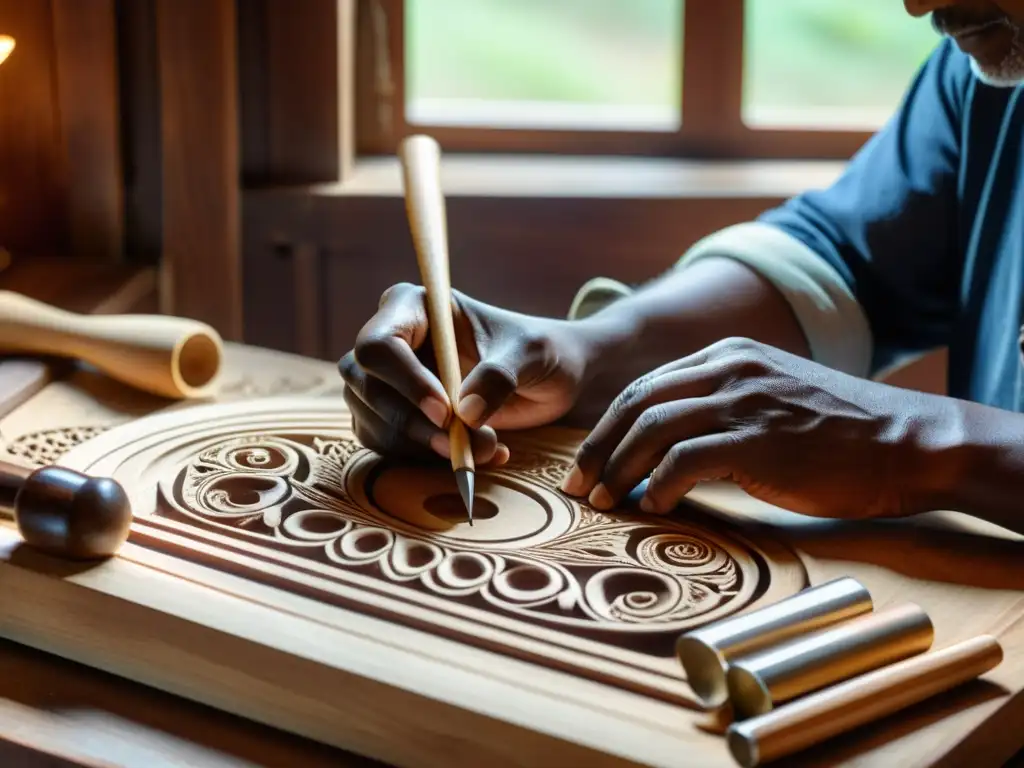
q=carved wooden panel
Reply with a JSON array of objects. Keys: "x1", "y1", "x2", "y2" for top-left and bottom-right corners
[
  {"x1": 57, "y1": 396, "x2": 805, "y2": 705},
  {"x1": 0, "y1": 344, "x2": 1020, "y2": 766},
  {"x1": 0, "y1": 376, "x2": 1021, "y2": 766}
]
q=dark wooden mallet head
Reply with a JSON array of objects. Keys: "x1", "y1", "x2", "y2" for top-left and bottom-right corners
[{"x1": 0, "y1": 459, "x2": 132, "y2": 560}]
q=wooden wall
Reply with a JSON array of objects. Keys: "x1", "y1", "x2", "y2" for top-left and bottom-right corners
[
  {"x1": 242, "y1": 190, "x2": 777, "y2": 361},
  {"x1": 241, "y1": 186, "x2": 948, "y2": 396},
  {"x1": 0, "y1": 0, "x2": 123, "y2": 261},
  {"x1": 0, "y1": 0, "x2": 948, "y2": 395},
  {"x1": 0, "y1": 0, "x2": 67, "y2": 256}
]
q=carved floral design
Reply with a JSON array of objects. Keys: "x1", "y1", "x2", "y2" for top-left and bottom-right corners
[
  {"x1": 0, "y1": 375, "x2": 333, "y2": 468},
  {"x1": 503, "y1": 450, "x2": 576, "y2": 491},
  {"x1": 158, "y1": 434, "x2": 758, "y2": 634},
  {"x1": 3, "y1": 425, "x2": 110, "y2": 466}
]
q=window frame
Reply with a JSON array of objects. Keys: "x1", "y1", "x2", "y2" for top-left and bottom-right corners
[
  {"x1": 356, "y1": 0, "x2": 879, "y2": 160},
  {"x1": 139, "y1": 0, "x2": 912, "y2": 353}
]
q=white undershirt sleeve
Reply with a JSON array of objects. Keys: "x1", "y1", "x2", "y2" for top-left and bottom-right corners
[
  {"x1": 677, "y1": 222, "x2": 873, "y2": 378},
  {"x1": 568, "y1": 221, "x2": 874, "y2": 379}
]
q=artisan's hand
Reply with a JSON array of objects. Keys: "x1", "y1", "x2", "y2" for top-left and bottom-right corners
[
  {"x1": 339, "y1": 283, "x2": 594, "y2": 463},
  {"x1": 561, "y1": 337, "x2": 955, "y2": 520}
]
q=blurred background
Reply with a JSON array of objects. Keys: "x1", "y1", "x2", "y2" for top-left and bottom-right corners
[
  {"x1": 406, "y1": 0, "x2": 941, "y2": 131},
  {"x1": 0, "y1": 0, "x2": 953, "y2": 394}
]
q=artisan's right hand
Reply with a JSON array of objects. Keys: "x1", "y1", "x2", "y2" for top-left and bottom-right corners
[{"x1": 339, "y1": 283, "x2": 595, "y2": 464}]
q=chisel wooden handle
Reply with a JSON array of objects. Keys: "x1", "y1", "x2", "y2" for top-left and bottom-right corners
[
  {"x1": 0, "y1": 291, "x2": 222, "y2": 400},
  {"x1": 397, "y1": 135, "x2": 474, "y2": 477}
]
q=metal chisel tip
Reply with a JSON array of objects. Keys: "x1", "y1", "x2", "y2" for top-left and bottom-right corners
[{"x1": 455, "y1": 468, "x2": 475, "y2": 526}]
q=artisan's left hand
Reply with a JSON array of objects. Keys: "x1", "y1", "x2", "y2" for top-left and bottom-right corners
[{"x1": 560, "y1": 337, "x2": 954, "y2": 520}]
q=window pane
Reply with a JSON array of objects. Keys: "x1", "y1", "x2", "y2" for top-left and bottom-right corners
[
  {"x1": 743, "y1": 0, "x2": 940, "y2": 129},
  {"x1": 405, "y1": 0, "x2": 683, "y2": 131}
]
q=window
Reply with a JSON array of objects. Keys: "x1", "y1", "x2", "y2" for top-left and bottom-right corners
[
  {"x1": 405, "y1": 0, "x2": 682, "y2": 132},
  {"x1": 743, "y1": 0, "x2": 941, "y2": 128},
  {"x1": 359, "y1": 0, "x2": 940, "y2": 159}
]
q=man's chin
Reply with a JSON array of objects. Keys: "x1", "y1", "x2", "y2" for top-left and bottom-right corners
[{"x1": 969, "y1": 56, "x2": 1024, "y2": 87}]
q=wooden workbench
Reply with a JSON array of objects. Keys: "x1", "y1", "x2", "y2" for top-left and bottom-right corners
[
  {"x1": 0, "y1": 340, "x2": 1019, "y2": 768},
  {"x1": 0, "y1": 341, "x2": 383, "y2": 767},
  {"x1": 0, "y1": 263, "x2": 1020, "y2": 767},
  {"x1": 0, "y1": 259, "x2": 366, "y2": 765}
]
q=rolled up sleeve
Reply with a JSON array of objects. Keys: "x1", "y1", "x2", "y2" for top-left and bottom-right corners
[
  {"x1": 677, "y1": 222, "x2": 873, "y2": 377},
  {"x1": 570, "y1": 40, "x2": 968, "y2": 381}
]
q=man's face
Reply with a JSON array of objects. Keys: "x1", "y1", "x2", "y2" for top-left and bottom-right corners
[{"x1": 906, "y1": 1, "x2": 1024, "y2": 86}]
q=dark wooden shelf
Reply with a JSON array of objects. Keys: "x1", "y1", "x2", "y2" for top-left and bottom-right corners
[{"x1": 0, "y1": 256, "x2": 158, "y2": 315}]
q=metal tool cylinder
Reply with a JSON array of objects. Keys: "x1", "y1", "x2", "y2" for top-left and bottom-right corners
[
  {"x1": 676, "y1": 576, "x2": 872, "y2": 708},
  {"x1": 726, "y1": 602, "x2": 934, "y2": 718},
  {"x1": 726, "y1": 635, "x2": 1003, "y2": 767}
]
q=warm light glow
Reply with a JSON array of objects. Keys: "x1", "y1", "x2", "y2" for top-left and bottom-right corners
[{"x1": 0, "y1": 36, "x2": 14, "y2": 67}]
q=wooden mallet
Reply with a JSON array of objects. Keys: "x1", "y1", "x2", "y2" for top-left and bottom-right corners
[{"x1": 0, "y1": 458, "x2": 132, "y2": 559}]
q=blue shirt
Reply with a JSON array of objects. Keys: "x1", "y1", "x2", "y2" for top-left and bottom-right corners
[{"x1": 761, "y1": 39, "x2": 1024, "y2": 411}]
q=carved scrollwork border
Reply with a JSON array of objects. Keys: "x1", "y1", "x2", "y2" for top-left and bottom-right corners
[{"x1": 158, "y1": 434, "x2": 762, "y2": 637}]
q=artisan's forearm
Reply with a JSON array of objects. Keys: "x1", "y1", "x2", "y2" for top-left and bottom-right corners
[
  {"x1": 925, "y1": 398, "x2": 1024, "y2": 535},
  {"x1": 568, "y1": 257, "x2": 810, "y2": 424}
]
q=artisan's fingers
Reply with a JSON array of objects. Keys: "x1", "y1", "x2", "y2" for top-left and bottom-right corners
[
  {"x1": 344, "y1": 385, "x2": 440, "y2": 458},
  {"x1": 641, "y1": 434, "x2": 745, "y2": 515},
  {"x1": 410, "y1": 421, "x2": 508, "y2": 467},
  {"x1": 457, "y1": 323, "x2": 573, "y2": 429},
  {"x1": 456, "y1": 358, "x2": 518, "y2": 429},
  {"x1": 342, "y1": 368, "x2": 506, "y2": 465},
  {"x1": 342, "y1": 363, "x2": 445, "y2": 451},
  {"x1": 349, "y1": 284, "x2": 451, "y2": 429},
  {"x1": 562, "y1": 365, "x2": 720, "y2": 498},
  {"x1": 466, "y1": 426, "x2": 505, "y2": 467},
  {"x1": 585, "y1": 398, "x2": 723, "y2": 511},
  {"x1": 636, "y1": 337, "x2": 763, "y2": 389},
  {"x1": 642, "y1": 345, "x2": 714, "y2": 379},
  {"x1": 456, "y1": 341, "x2": 539, "y2": 428}
]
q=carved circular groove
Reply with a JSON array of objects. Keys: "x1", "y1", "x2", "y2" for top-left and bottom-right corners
[
  {"x1": 356, "y1": 459, "x2": 574, "y2": 549},
  {"x1": 281, "y1": 510, "x2": 350, "y2": 541},
  {"x1": 424, "y1": 493, "x2": 499, "y2": 522},
  {"x1": 340, "y1": 528, "x2": 394, "y2": 561}
]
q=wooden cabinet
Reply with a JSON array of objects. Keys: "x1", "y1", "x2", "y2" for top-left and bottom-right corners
[{"x1": 241, "y1": 186, "x2": 783, "y2": 362}]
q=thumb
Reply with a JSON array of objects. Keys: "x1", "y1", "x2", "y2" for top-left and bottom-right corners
[{"x1": 456, "y1": 344, "x2": 526, "y2": 428}]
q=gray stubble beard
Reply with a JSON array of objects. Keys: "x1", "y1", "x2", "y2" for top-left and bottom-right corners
[{"x1": 969, "y1": 18, "x2": 1024, "y2": 87}]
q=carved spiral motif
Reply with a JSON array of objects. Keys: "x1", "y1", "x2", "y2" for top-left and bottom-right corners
[
  {"x1": 216, "y1": 439, "x2": 301, "y2": 476},
  {"x1": 635, "y1": 533, "x2": 732, "y2": 577},
  {"x1": 203, "y1": 475, "x2": 292, "y2": 518},
  {"x1": 160, "y1": 434, "x2": 760, "y2": 633},
  {"x1": 584, "y1": 568, "x2": 689, "y2": 623}
]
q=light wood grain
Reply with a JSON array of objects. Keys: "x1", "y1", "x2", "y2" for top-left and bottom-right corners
[
  {"x1": 398, "y1": 135, "x2": 474, "y2": 477},
  {"x1": 51, "y1": 0, "x2": 124, "y2": 263},
  {"x1": 0, "y1": 292, "x2": 223, "y2": 400},
  {"x1": 0, "y1": 638, "x2": 365, "y2": 768},
  {"x1": 0, "y1": 343, "x2": 358, "y2": 766},
  {"x1": 0, "y1": 360, "x2": 56, "y2": 424},
  {"x1": 0, "y1": 392, "x2": 807, "y2": 767},
  {"x1": 0, "y1": 382, "x2": 1017, "y2": 766},
  {"x1": 0, "y1": 343, "x2": 341, "y2": 471},
  {"x1": 155, "y1": 0, "x2": 242, "y2": 339},
  {"x1": 0, "y1": 0, "x2": 66, "y2": 255},
  {"x1": 0, "y1": 258, "x2": 159, "y2": 431}
]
